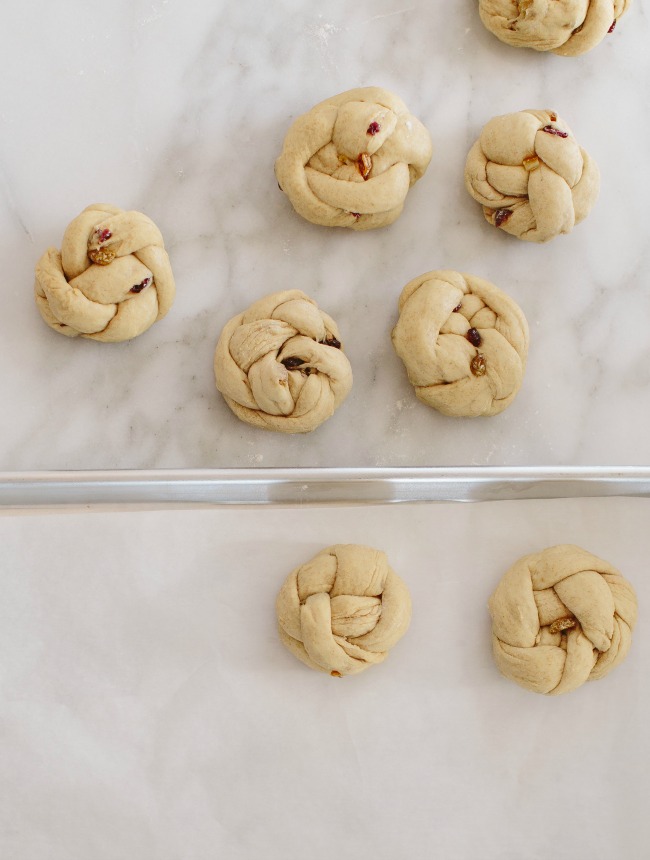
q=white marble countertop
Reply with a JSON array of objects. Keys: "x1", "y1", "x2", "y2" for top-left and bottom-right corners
[{"x1": 1, "y1": 0, "x2": 649, "y2": 469}]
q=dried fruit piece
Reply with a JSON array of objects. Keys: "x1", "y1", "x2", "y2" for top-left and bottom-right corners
[
  {"x1": 281, "y1": 359, "x2": 313, "y2": 376},
  {"x1": 350, "y1": 212, "x2": 361, "y2": 220},
  {"x1": 96, "y1": 228, "x2": 112, "y2": 243},
  {"x1": 358, "y1": 152, "x2": 372, "y2": 180},
  {"x1": 88, "y1": 226, "x2": 115, "y2": 264},
  {"x1": 549, "y1": 112, "x2": 557, "y2": 121},
  {"x1": 130, "y1": 277, "x2": 151, "y2": 294},
  {"x1": 571, "y1": 24, "x2": 583, "y2": 35},
  {"x1": 494, "y1": 208, "x2": 512, "y2": 228},
  {"x1": 470, "y1": 354, "x2": 487, "y2": 377},
  {"x1": 88, "y1": 248, "x2": 115, "y2": 265},
  {"x1": 466, "y1": 328, "x2": 482, "y2": 347},
  {"x1": 541, "y1": 125, "x2": 569, "y2": 138},
  {"x1": 608, "y1": 20, "x2": 616, "y2": 33},
  {"x1": 523, "y1": 155, "x2": 540, "y2": 171},
  {"x1": 453, "y1": 303, "x2": 462, "y2": 313},
  {"x1": 367, "y1": 121, "x2": 381, "y2": 135},
  {"x1": 330, "y1": 671, "x2": 342, "y2": 678},
  {"x1": 281, "y1": 356, "x2": 305, "y2": 369},
  {"x1": 549, "y1": 617, "x2": 577, "y2": 634},
  {"x1": 323, "y1": 335, "x2": 342, "y2": 349}
]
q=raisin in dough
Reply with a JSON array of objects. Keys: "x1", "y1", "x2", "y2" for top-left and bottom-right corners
[
  {"x1": 214, "y1": 290, "x2": 353, "y2": 433},
  {"x1": 478, "y1": 1, "x2": 629, "y2": 57},
  {"x1": 464, "y1": 109, "x2": 600, "y2": 242},
  {"x1": 276, "y1": 545, "x2": 412, "y2": 676},
  {"x1": 489, "y1": 545, "x2": 638, "y2": 695},
  {"x1": 34, "y1": 204, "x2": 175, "y2": 342},
  {"x1": 391, "y1": 270, "x2": 529, "y2": 417},
  {"x1": 274, "y1": 87, "x2": 432, "y2": 230}
]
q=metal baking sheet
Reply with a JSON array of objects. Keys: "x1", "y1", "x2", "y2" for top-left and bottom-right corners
[
  {"x1": 0, "y1": 494, "x2": 647, "y2": 858},
  {"x1": 1, "y1": 466, "x2": 650, "y2": 508}
]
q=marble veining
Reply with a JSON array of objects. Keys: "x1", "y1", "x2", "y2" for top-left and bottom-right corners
[{"x1": 0, "y1": 0, "x2": 648, "y2": 469}]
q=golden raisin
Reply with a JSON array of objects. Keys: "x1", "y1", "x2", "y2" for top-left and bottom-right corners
[
  {"x1": 358, "y1": 152, "x2": 372, "y2": 180},
  {"x1": 88, "y1": 248, "x2": 115, "y2": 266},
  {"x1": 549, "y1": 617, "x2": 577, "y2": 634},
  {"x1": 470, "y1": 354, "x2": 487, "y2": 377}
]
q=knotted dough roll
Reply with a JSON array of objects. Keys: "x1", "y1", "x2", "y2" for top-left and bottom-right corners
[
  {"x1": 478, "y1": 1, "x2": 629, "y2": 57},
  {"x1": 275, "y1": 87, "x2": 432, "y2": 230},
  {"x1": 214, "y1": 290, "x2": 353, "y2": 433},
  {"x1": 391, "y1": 270, "x2": 529, "y2": 417},
  {"x1": 276, "y1": 544, "x2": 412, "y2": 676},
  {"x1": 34, "y1": 204, "x2": 175, "y2": 342},
  {"x1": 464, "y1": 109, "x2": 600, "y2": 242},
  {"x1": 489, "y1": 545, "x2": 638, "y2": 695}
]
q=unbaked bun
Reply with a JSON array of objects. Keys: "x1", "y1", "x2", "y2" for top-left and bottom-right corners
[
  {"x1": 35, "y1": 204, "x2": 174, "y2": 342},
  {"x1": 489, "y1": 545, "x2": 638, "y2": 695},
  {"x1": 276, "y1": 544, "x2": 412, "y2": 676},
  {"x1": 275, "y1": 87, "x2": 432, "y2": 230},
  {"x1": 392, "y1": 270, "x2": 529, "y2": 417},
  {"x1": 214, "y1": 290, "x2": 352, "y2": 433},
  {"x1": 478, "y1": 0, "x2": 630, "y2": 58},
  {"x1": 464, "y1": 109, "x2": 600, "y2": 242}
]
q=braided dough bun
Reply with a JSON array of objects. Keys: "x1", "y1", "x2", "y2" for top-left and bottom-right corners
[
  {"x1": 489, "y1": 545, "x2": 638, "y2": 695},
  {"x1": 478, "y1": 1, "x2": 629, "y2": 57},
  {"x1": 464, "y1": 109, "x2": 600, "y2": 242},
  {"x1": 392, "y1": 270, "x2": 529, "y2": 417},
  {"x1": 34, "y1": 204, "x2": 175, "y2": 342},
  {"x1": 274, "y1": 87, "x2": 432, "y2": 230},
  {"x1": 214, "y1": 290, "x2": 353, "y2": 433},
  {"x1": 276, "y1": 545, "x2": 412, "y2": 676}
]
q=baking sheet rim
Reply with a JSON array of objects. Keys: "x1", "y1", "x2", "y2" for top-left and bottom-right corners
[{"x1": 1, "y1": 466, "x2": 650, "y2": 508}]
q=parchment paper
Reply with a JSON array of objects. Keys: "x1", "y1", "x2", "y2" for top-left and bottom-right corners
[{"x1": 1, "y1": 498, "x2": 647, "y2": 859}]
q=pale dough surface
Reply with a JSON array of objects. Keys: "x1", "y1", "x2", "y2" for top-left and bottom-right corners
[
  {"x1": 276, "y1": 544, "x2": 412, "y2": 676},
  {"x1": 489, "y1": 544, "x2": 638, "y2": 695},
  {"x1": 214, "y1": 290, "x2": 353, "y2": 433},
  {"x1": 391, "y1": 270, "x2": 529, "y2": 417},
  {"x1": 274, "y1": 86, "x2": 432, "y2": 230},
  {"x1": 478, "y1": 1, "x2": 629, "y2": 57},
  {"x1": 34, "y1": 204, "x2": 175, "y2": 342},
  {"x1": 464, "y1": 109, "x2": 600, "y2": 243}
]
